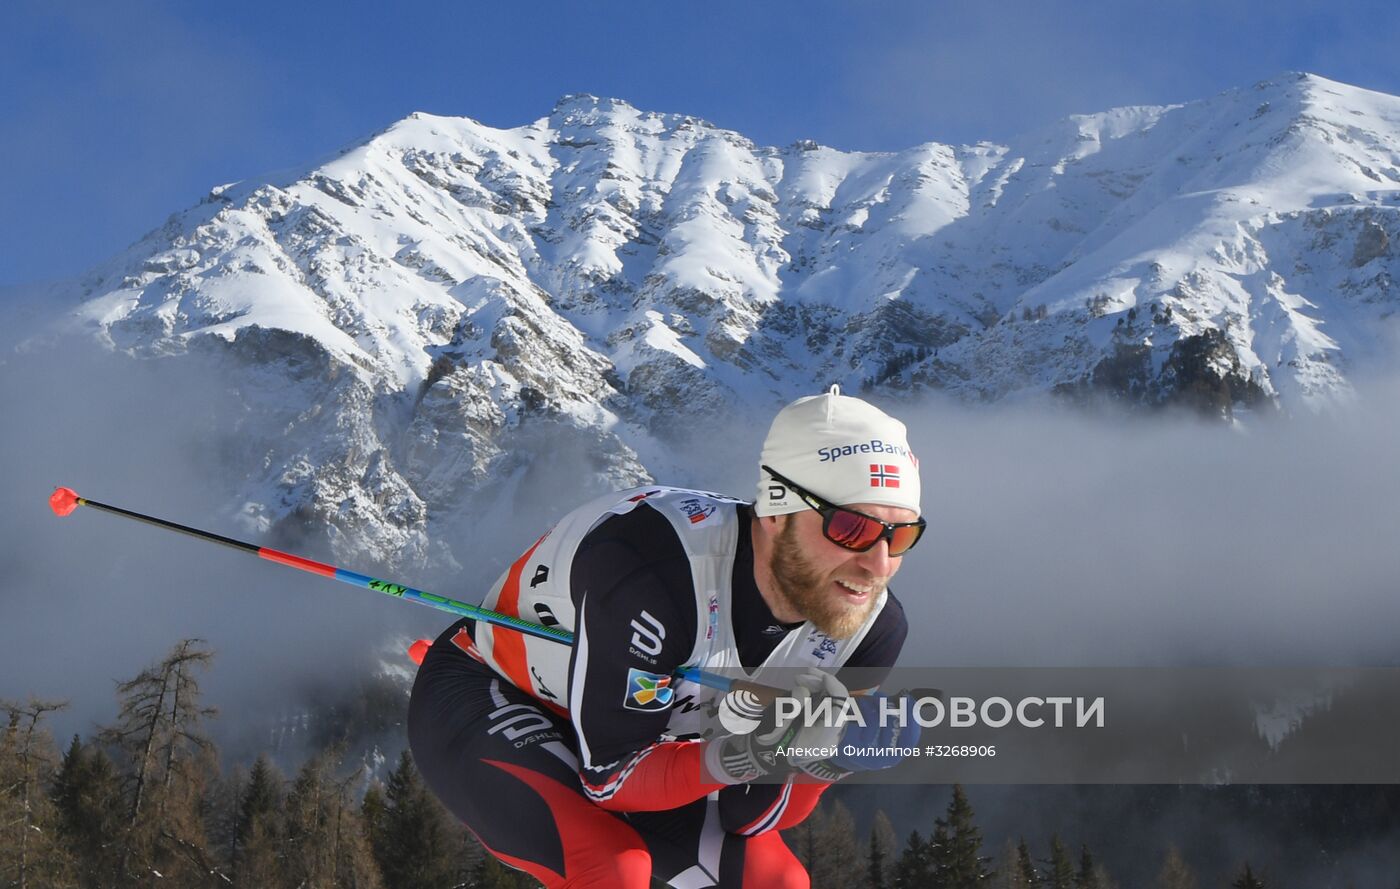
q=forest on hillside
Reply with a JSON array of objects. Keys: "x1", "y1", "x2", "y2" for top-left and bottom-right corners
[{"x1": 2, "y1": 639, "x2": 1388, "y2": 889}]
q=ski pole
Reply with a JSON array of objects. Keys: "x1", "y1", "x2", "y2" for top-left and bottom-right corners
[{"x1": 47, "y1": 486, "x2": 761, "y2": 696}]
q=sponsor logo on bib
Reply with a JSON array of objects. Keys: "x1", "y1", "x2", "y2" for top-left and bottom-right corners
[{"x1": 624, "y1": 668, "x2": 674, "y2": 711}]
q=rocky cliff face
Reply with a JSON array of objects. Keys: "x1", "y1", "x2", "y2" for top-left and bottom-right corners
[{"x1": 47, "y1": 73, "x2": 1400, "y2": 567}]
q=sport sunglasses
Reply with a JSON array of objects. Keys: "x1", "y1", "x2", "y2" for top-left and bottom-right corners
[{"x1": 761, "y1": 465, "x2": 926, "y2": 556}]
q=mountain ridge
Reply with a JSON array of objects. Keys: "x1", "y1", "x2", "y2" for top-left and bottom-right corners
[{"x1": 26, "y1": 71, "x2": 1400, "y2": 567}]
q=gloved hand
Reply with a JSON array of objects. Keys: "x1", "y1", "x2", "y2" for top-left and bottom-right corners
[
  {"x1": 704, "y1": 670, "x2": 846, "y2": 784},
  {"x1": 704, "y1": 675, "x2": 925, "y2": 783},
  {"x1": 823, "y1": 693, "x2": 921, "y2": 772}
]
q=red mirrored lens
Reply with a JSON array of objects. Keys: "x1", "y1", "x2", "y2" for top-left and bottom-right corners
[
  {"x1": 825, "y1": 509, "x2": 885, "y2": 550},
  {"x1": 887, "y1": 523, "x2": 924, "y2": 556}
]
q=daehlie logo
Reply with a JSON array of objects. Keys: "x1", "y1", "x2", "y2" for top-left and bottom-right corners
[
  {"x1": 630, "y1": 611, "x2": 665, "y2": 661},
  {"x1": 485, "y1": 702, "x2": 555, "y2": 742}
]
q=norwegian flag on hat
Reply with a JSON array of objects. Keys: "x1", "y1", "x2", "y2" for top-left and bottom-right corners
[{"x1": 869, "y1": 464, "x2": 901, "y2": 488}]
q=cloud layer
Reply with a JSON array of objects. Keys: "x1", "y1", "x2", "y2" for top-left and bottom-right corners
[{"x1": 4, "y1": 326, "x2": 1399, "y2": 744}]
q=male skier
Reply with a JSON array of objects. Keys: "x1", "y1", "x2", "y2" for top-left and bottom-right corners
[{"x1": 408, "y1": 386, "x2": 924, "y2": 887}]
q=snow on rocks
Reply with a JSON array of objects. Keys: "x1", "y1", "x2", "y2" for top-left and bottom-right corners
[{"x1": 45, "y1": 73, "x2": 1400, "y2": 565}]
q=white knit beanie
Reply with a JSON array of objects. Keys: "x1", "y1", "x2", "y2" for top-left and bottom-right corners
[{"x1": 755, "y1": 385, "x2": 921, "y2": 517}]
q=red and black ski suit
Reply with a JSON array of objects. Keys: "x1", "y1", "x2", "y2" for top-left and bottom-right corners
[{"x1": 408, "y1": 488, "x2": 906, "y2": 888}]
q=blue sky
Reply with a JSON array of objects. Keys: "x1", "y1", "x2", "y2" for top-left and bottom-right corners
[{"x1": 3, "y1": 0, "x2": 1399, "y2": 287}]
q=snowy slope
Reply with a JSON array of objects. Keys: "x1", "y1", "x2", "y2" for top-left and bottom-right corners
[{"x1": 36, "y1": 73, "x2": 1400, "y2": 566}]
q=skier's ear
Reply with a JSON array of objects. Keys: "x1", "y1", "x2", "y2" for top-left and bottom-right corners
[{"x1": 753, "y1": 511, "x2": 788, "y2": 534}]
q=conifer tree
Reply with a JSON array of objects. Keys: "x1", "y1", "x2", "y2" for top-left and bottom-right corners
[
  {"x1": 867, "y1": 810, "x2": 897, "y2": 889},
  {"x1": 869, "y1": 829, "x2": 888, "y2": 889},
  {"x1": 1045, "y1": 835, "x2": 1075, "y2": 889},
  {"x1": 929, "y1": 819, "x2": 952, "y2": 888},
  {"x1": 204, "y1": 764, "x2": 244, "y2": 878},
  {"x1": 368, "y1": 750, "x2": 461, "y2": 889},
  {"x1": 100, "y1": 638, "x2": 218, "y2": 886},
  {"x1": 51, "y1": 735, "x2": 125, "y2": 889},
  {"x1": 1231, "y1": 863, "x2": 1265, "y2": 889},
  {"x1": 239, "y1": 755, "x2": 283, "y2": 843},
  {"x1": 994, "y1": 838, "x2": 1033, "y2": 889},
  {"x1": 1076, "y1": 845, "x2": 1100, "y2": 889},
  {"x1": 471, "y1": 845, "x2": 540, "y2": 889},
  {"x1": 787, "y1": 795, "x2": 862, "y2": 887},
  {"x1": 893, "y1": 830, "x2": 935, "y2": 888},
  {"x1": 235, "y1": 754, "x2": 285, "y2": 885},
  {"x1": 1156, "y1": 846, "x2": 1197, "y2": 889},
  {"x1": 1016, "y1": 838, "x2": 1040, "y2": 888},
  {"x1": 935, "y1": 785, "x2": 994, "y2": 888},
  {"x1": 284, "y1": 749, "x2": 382, "y2": 889},
  {"x1": 361, "y1": 782, "x2": 386, "y2": 850},
  {"x1": 0, "y1": 697, "x2": 77, "y2": 889}
]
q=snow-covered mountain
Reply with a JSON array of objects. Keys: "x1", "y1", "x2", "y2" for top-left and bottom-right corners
[{"x1": 40, "y1": 72, "x2": 1400, "y2": 566}]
